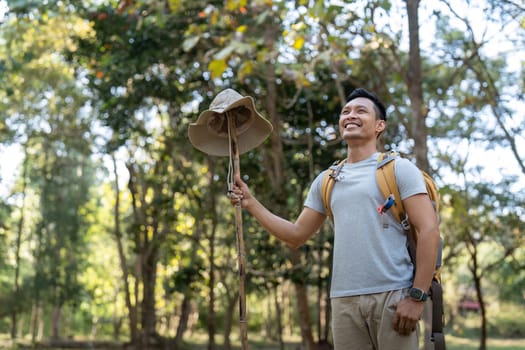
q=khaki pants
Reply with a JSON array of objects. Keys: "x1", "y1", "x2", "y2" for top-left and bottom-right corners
[{"x1": 331, "y1": 289, "x2": 419, "y2": 350}]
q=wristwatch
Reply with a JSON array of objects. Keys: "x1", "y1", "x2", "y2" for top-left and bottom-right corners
[{"x1": 408, "y1": 287, "x2": 428, "y2": 302}]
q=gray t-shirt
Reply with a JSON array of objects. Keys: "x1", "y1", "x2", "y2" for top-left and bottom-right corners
[{"x1": 304, "y1": 153, "x2": 427, "y2": 298}]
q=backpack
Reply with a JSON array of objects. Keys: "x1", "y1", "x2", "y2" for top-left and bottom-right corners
[{"x1": 320, "y1": 151, "x2": 446, "y2": 350}]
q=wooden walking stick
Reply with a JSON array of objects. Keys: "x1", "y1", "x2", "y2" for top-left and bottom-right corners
[
  {"x1": 188, "y1": 89, "x2": 272, "y2": 350},
  {"x1": 227, "y1": 111, "x2": 249, "y2": 350}
]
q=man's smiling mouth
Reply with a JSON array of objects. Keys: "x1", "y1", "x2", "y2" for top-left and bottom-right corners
[{"x1": 344, "y1": 122, "x2": 361, "y2": 129}]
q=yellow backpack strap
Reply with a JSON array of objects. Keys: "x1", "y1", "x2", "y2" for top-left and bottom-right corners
[
  {"x1": 321, "y1": 160, "x2": 345, "y2": 222},
  {"x1": 376, "y1": 151, "x2": 406, "y2": 226},
  {"x1": 377, "y1": 152, "x2": 417, "y2": 273},
  {"x1": 422, "y1": 171, "x2": 440, "y2": 213}
]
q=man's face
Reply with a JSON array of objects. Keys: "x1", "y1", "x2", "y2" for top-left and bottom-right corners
[{"x1": 338, "y1": 97, "x2": 385, "y2": 142}]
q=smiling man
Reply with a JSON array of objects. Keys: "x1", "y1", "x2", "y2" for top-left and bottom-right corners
[{"x1": 229, "y1": 88, "x2": 440, "y2": 350}]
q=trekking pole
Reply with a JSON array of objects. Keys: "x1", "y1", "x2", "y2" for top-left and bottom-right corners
[{"x1": 227, "y1": 111, "x2": 249, "y2": 350}]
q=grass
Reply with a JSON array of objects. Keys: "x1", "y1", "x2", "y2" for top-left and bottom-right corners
[
  {"x1": 181, "y1": 333, "x2": 302, "y2": 350},
  {"x1": 447, "y1": 334, "x2": 525, "y2": 350},
  {"x1": 2, "y1": 333, "x2": 524, "y2": 349},
  {"x1": 181, "y1": 333, "x2": 525, "y2": 350}
]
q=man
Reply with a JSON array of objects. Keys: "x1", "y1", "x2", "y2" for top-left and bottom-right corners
[{"x1": 229, "y1": 88, "x2": 440, "y2": 349}]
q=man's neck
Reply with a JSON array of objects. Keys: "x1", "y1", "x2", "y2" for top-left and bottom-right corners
[{"x1": 346, "y1": 145, "x2": 378, "y2": 163}]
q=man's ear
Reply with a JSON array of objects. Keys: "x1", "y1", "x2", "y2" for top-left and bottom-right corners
[{"x1": 375, "y1": 119, "x2": 386, "y2": 135}]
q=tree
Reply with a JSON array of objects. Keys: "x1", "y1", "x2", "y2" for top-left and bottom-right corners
[
  {"x1": 0, "y1": 3, "x2": 97, "y2": 341},
  {"x1": 441, "y1": 168, "x2": 524, "y2": 350},
  {"x1": 1, "y1": 0, "x2": 524, "y2": 348}
]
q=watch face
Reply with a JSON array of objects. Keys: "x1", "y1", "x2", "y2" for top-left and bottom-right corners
[{"x1": 410, "y1": 288, "x2": 424, "y2": 300}]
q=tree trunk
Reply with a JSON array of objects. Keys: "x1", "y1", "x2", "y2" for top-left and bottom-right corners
[
  {"x1": 127, "y1": 163, "x2": 145, "y2": 349},
  {"x1": 127, "y1": 161, "x2": 160, "y2": 348},
  {"x1": 175, "y1": 294, "x2": 192, "y2": 348},
  {"x1": 316, "y1": 225, "x2": 332, "y2": 345},
  {"x1": 207, "y1": 251, "x2": 217, "y2": 350},
  {"x1": 470, "y1": 244, "x2": 487, "y2": 350},
  {"x1": 222, "y1": 290, "x2": 239, "y2": 350},
  {"x1": 477, "y1": 276, "x2": 488, "y2": 350},
  {"x1": 406, "y1": 3, "x2": 432, "y2": 349},
  {"x1": 52, "y1": 226, "x2": 62, "y2": 340},
  {"x1": 51, "y1": 304, "x2": 61, "y2": 339},
  {"x1": 289, "y1": 248, "x2": 316, "y2": 350},
  {"x1": 141, "y1": 239, "x2": 158, "y2": 345},
  {"x1": 112, "y1": 155, "x2": 138, "y2": 344},
  {"x1": 30, "y1": 303, "x2": 40, "y2": 343},
  {"x1": 175, "y1": 219, "x2": 206, "y2": 347},
  {"x1": 11, "y1": 152, "x2": 28, "y2": 340},
  {"x1": 284, "y1": 283, "x2": 292, "y2": 337},
  {"x1": 405, "y1": 0, "x2": 430, "y2": 172},
  {"x1": 273, "y1": 285, "x2": 285, "y2": 350},
  {"x1": 32, "y1": 207, "x2": 46, "y2": 343}
]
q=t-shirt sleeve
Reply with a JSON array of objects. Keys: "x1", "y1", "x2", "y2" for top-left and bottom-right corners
[
  {"x1": 395, "y1": 158, "x2": 427, "y2": 200},
  {"x1": 303, "y1": 170, "x2": 328, "y2": 215}
]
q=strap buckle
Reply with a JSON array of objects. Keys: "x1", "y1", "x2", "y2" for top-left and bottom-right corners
[
  {"x1": 401, "y1": 215, "x2": 411, "y2": 231},
  {"x1": 328, "y1": 160, "x2": 345, "y2": 182}
]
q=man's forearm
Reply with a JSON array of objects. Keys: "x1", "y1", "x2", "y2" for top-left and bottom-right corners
[{"x1": 412, "y1": 227, "x2": 440, "y2": 291}]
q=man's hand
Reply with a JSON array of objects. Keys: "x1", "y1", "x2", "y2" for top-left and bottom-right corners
[
  {"x1": 227, "y1": 175, "x2": 252, "y2": 208},
  {"x1": 392, "y1": 297, "x2": 425, "y2": 335}
]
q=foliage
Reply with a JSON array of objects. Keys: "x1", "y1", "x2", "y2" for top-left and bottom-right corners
[
  {"x1": 0, "y1": 0, "x2": 524, "y2": 348},
  {"x1": 451, "y1": 302, "x2": 525, "y2": 339},
  {"x1": 487, "y1": 303, "x2": 525, "y2": 338}
]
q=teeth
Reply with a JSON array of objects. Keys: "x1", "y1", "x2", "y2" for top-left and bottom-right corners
[{"x1": 345, "y1": 123, "x2": 359, "y2": 129}]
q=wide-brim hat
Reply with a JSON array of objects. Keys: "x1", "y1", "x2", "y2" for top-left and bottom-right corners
[{"x1": 188, "y1": 88, "x2": 273, "y2": 156}]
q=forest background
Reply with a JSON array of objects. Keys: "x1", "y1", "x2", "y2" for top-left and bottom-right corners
[{"x1": 0, "y1": 0, "x2": 524, "y2": 350}]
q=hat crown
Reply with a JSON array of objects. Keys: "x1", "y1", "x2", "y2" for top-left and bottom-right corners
[
  {"x1": 207, "y1": 106, "x2": 252, "y2": 137},
  {"x1": 208, "y1": 88, "x2": 244, "y2": 112}
]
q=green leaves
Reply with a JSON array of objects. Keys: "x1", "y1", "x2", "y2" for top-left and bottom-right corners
[
  {"x1": 1, "y1": 0, "x2": 524, "y2": 344},
  {"x1": 182, "y1": 34, "x2": 200, "y2": 52}
]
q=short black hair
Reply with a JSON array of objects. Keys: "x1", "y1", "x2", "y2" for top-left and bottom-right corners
[{"x1": 346, "y1": 88, "x2": 387, "y2": 121}]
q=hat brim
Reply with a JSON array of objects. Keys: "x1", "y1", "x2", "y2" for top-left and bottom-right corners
[{"x1": 188, "y1": 96, "x2": 273, "y2": 156}]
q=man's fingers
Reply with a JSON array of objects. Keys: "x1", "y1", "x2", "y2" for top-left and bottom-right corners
[
  {"x1": 392, "y1": 314, "x2": 399, "y2": 331},
  {"x1": 398, "y1": 318, "x2": 408, "y2": 334},
  {"x1": 227, "y1": 187, "x2": 245, "y2": 208},
  {"x1": 393, "y1": 314, "x2": 417, "y2": 336}
]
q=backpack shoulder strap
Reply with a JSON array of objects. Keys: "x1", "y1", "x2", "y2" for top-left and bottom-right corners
[
  {"x1": 376, "y1": 151, "x2": 406, "y2": 225},
  {"x1": 321, "y1": 160, "x2": 345, "y2": 222},
  {"x1": 422, "y1": 171, "x2": 440, "y2": 213}
]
